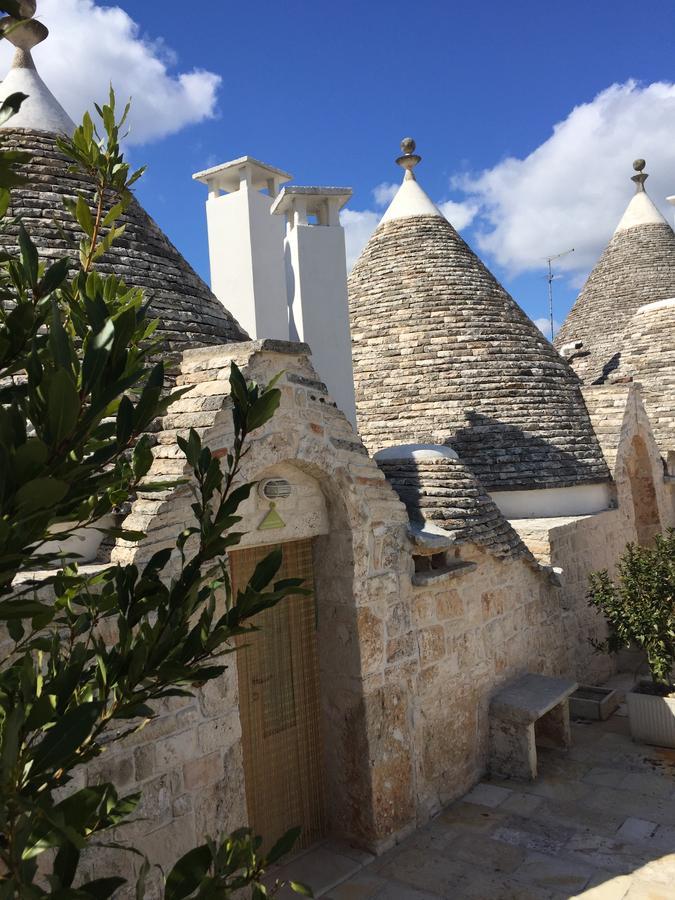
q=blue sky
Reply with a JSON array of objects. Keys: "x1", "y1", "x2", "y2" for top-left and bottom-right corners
[{"x1": 8, "y1": 0, "x2": 675, "y2": 335}]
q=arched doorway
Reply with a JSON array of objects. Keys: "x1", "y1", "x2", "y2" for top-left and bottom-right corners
[
  {"x1": 229, "y1": 458, "x2": 379, "y2": 849},
  {"x1": 627, "y1": 435, "x2": 661, "y2": 546}
]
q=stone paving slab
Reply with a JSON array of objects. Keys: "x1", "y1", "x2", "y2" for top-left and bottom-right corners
[{"x1": 320, "y1": 716, "x2": 675, "y2": 899}]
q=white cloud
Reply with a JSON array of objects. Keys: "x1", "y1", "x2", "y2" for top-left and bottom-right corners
[
  {"x1": 456, "y1": 81, "x2": 675, "y2": 278},
  {"x1": 341, "y1": 208, "x2": 381, "y2": 270},
  {"x1": 0, "y1": 0, "x2": 221, "y2": 144},
  {"x1": 533, "y1": 317, "x2": 561, "y2": 339},
  {"x1": 372, "y1": 181, "x2": 398, "y2": 207},
  {"x1": 437, "y1": 199, "x2": 478, "y2": 231}
]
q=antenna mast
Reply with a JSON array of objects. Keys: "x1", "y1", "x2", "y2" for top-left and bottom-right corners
[{"x1": 544, "y1": 248, "x2": 575, "y2": 340}]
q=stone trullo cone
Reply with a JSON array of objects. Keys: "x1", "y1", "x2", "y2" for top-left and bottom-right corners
[
  {"x1": 348, "y1": 139, "x2": 610, "y2": 493},
  {"x1": 555, "y1": 159, "x2": 675, "y2": 385}
]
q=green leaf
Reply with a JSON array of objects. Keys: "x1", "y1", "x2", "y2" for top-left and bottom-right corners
[
  {"x1": 15, "y1": 476, "x2": 69, "y2": 513},
  {"x1": 75, "y1": 194, "x2": 94, "y2": 237},
  {"x1": 49, "y1": 298, "x2": 72, "y2": 369},
  {"x1": 164, "y1": 843, "x2": 212, "y2": 900},
  {"x1": 82, "y1": 319, "x2": 115, "y2": 392},
  {"x1": 78, "y1": 877, "x2": 126, "y2": 897},
  {"x1": 115, "y1": 394, "x2": 134, "y2": 445},
  {"x1": 0, "y1": 186, "x2": 10, "y2": 218},
  {"x1": 13, "y1": 437, "x2": 49, "y2": 479},
  {"x1": 40, "y1": 256, "x2": 70, "y2": 296},
  {"x1": 101, "y1": 201, "x2": 125, "y2": 228},
  {"x1": 132, "y1": 434, "x2": 153, "y2": 478},
  {"x1": 30, "y1": 702, "x2": 101, "y2": 776},
  {"x1": 248, "y1": 547, "x2": 282, "y2": 592},
  {"x1": 266, "y1": 826, "x2": 301, "y2": 865},
  {"x1": 46, "y1": 369, "x2": 80, "y2": 445},
  {"x1": 290, "y1": 882, "x2": 314, "y2": 897},
  {"x1": 54, "y1": 841, "x2": 80, "y2": 889},
  {"x1": 247, "y1": 389, "x2": 281, "y2": 431},
  {"x1": 0, "y1": 91, "x2": 27, "y2": 127},
  {"x1": 229, "y1": 361, "x2": 248, "y2": 406},
  {"x1": 1, "y1": 706, "x2": 24, "y2": 782},
  {"x1": 18, "y1": 224, "x2": 39, "y2": 286},
  {"x1": 0, "y1": 598, "x2": 52, "y2": 620}
]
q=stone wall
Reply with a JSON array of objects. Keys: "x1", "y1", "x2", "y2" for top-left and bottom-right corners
[
  {"x1": 100, "y1": 340, "x2": 412, "y2": 891},
  {"x1": 39, "y1": 346, "x2": 668, "y2": 892}
]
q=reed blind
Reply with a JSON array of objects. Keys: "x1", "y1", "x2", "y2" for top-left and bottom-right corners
[{"x1": 231, "y1": 539, "x2": 326, "y2": 851}]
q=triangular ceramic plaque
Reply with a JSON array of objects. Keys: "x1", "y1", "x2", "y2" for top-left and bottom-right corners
[{"x1": 258, "y1": 503, "x2": 285, "y2": 531}]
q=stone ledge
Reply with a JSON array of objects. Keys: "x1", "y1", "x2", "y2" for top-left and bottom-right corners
[
  {"x1": 181, "y1": 339, "x2": 311, "y2": 363},
  {"x1": 407, "y1": 524, "x2": 457, "y2": 555},
  {"x1": 411, "y1": 560, "x2": 477, "y2": 588}
]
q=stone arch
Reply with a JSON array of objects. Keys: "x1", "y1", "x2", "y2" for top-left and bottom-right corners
[
  {"x1": 232, "y1": 453, "x2": 384, "y2": 845},
  {"x1": 627, "y1": 434, "x2": 661, "y2": 545}
]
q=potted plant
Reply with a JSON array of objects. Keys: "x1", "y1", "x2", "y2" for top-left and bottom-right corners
[{"x1": 588, "y1": 529, "x2": 675, "y2": 748}]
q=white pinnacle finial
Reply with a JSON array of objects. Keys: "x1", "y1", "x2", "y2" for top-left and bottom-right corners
[
  {"x1": 631, "y1": 158, "x2": 648, "y2": 194},
  {"x1": 396, "y1": 137, "x2": 422, "y2": 182},
  {"x1": 0, "y1": 1, "x2": 75, "y2": 134},
  {"x1": 614, "y1": 157, "x2": 668, "y2": 234},
  {"x1": 382, "y1": 138, "x2": 443, "y2": 223}
]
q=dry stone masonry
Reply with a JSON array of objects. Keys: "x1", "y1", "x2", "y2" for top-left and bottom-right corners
[
  {"x1": 555, "y1": 162, "x2": 675, "y2": 386},
  {"x1": 0, "y1": 128, "x2": 247, "y2": 350},
  {"x1": 349, "y1": 214, "x2": 610, "y2": 491},
  {"x1": 377, "y1": 455, "x2": 532, "y2": 560}
]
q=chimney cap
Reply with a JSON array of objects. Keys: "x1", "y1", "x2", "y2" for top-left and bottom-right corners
[
  {"x1": 270, "y1": 185, "x2": 352, "y2": 217},
  {"x1": 193, "y1": 155, "x2": 291, "y2": 194}
]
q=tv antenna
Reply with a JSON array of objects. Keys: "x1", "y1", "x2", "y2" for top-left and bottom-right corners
[{"x1": 543, "y1": 248, "x2": 575, "y2": 340}]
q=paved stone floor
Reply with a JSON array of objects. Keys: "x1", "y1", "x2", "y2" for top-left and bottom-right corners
[{"x1": 276, "y1": 706, "x2": 675, "y2": 899}]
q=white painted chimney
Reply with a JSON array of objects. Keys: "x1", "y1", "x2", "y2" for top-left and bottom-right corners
[
  {"x1": 271, "y1": 186, "x2": 356, "y2": 427},
  {"x1": 192, "y1": 157, "x2": 290, "y2": 339}
]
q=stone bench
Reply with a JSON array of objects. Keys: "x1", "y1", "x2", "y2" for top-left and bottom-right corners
[{"x1": 489, "y1": 673, "x2": 578, "y2": 780}]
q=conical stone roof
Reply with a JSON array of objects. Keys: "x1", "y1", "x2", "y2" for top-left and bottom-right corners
[
  {"x1": 620, "y1": 299, "x2": 675, "y2": 455},
  {"x1": 0, "y1": 13, "x2": 246, "y2": 352},
  {"x1": 376, "y1": 449, "x2": 531, "y2": 561},
  {"x1": 349, "y1": 143, "x2": 610, "y2": 492},
  {"x1": 554, "y1": 160, "x2": 675, "y2": 384},
  {"x1": 0, "y1": 128, "x2": 247, "y2": 350}
]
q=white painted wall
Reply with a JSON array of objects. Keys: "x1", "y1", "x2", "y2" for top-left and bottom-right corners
[
  {"x1": 204, "y1": 185, "x2": 288, "y2": 339},
  {"x1": 283, "y1": 216, "x2": 357, "y2": 426},
  {"x1": 490, "y1": 482, "x2": 613, "y2": 519}
]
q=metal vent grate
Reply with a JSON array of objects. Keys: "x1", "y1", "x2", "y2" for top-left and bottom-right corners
[{"x1": 260, "y1": 478, "x2": 292, "y2": 501}]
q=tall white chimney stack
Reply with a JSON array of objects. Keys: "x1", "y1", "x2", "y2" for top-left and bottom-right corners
[
  {"x1": 192, "y1": 157, "x2": 290, "y2": 340},
  {"x1": 193, "y1": 159, "x2": 357, "y2": 428},
  {"x1": 271, "y1": 186, "x2": 356, "y2": 427}
]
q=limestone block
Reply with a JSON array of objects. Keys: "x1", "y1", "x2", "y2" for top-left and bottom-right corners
[
  {"x1": 196, "y1": 715, "x2": 241, "y2": 755},
  {"x1": 183, "y1": 750, "x2": 224, "y2": 790},
  {"x1": 386, "y1": 631, "x2": 416, "y2": 664},
  {"x1": 489, "y1": 718, "x2": 538, "y2": 780},
  {"x1": 417, "y1": 625, "x2": 445, "y2": 666},
  {"x1": 356, "y1": 607, "x2": 385, "y2": 674}
]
